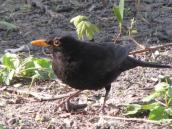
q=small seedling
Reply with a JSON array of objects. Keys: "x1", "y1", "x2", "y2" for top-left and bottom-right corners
[
  {"x1": 113, "y1": 0, "x2": 124, "y2": 33},
  {"x1": 19, "y1": 4, "x2": 33, "y2": 13},
  {"x1": 70, "y1": 15, "x2": 100, "y2": 40},
  {"x1": 128, "y1": 18, "x2": 137, "y2": 36},
  {"x1": 0, "y1": 21, "x2": 18, "y2": 32},
  {"x1": 124, "y1": 75, "x2": 172, "y2": 122},
  {"x1": 0, "y1": 124, "x2": 4, "y2": 129},
  {"x1": 0, "y1": 53, "x2": 56, "y2": 86}
]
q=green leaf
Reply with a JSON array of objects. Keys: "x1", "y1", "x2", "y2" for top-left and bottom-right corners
[
  {"x1": 165, "y1": 108, "x2": 172, "y2": 116},
  {"x1": 23, "y1": 59, "x2": 35, "y2": 77},
  {"x1": 76, "y1": 21, "x2": 87, "y2": 39},
  {"x1": 85, "y1": 22, "x2": 95, "y2": 40},
  {"x1": 131, "y1": 29, "x2": 138, "y2": 34},
  {"x1": 90, "y1": 23, "x2": 100, "y2": 33},
  {"x1": 0, "y1": 72, "x2": 3, "y2": 84},
  {"x1": 113, "y1": 0, "x2": 124, "y2": 24},
  {"x1": 34, "y1": 58, "x2": 51, "y2": 68},
  {"x1": 86, "y1": 28, "x2": 93, "y2": 40},
  {"x1": 148, "y1": 106, "x2": 169, "y2": 120},
  {"x1": 155, "y1": 82, "x2": 169, "y2": 92},
  {"x1": 166, "y1": 86, "x2": 172, "y2": 97},
  {"x1": 0, "y1": 124, "x2": 4, "y2": 129},
  {"x1": 0, "y1": 21, "x2": 18, "y2": 31},
  {"x1": 113, "y1": 6, "x2": 122, "y2": 24},
  {"x1": 0, "y1": 53, "x2": 56, "y2": 85},
  {"x1": 20, "y1": 4, "x2": 32, "y2": 13},
  {"x1": 142, "y1": 102, "x2": 160, "y2": 110},
  {"x1": 76, "y1": 21, "x2": 99, "y2": 40},
  {"x1": 5, "y1": 70, "x2": 15, "y2": 85},
  {"x1": 119, "y1": 0, "x2": 124, "y2": 20},
  {"x1": 70, "y1": 15, "x2": 99, "y2": 40},
  {"x1": 124, "y1": 104, "x2": 142, "y2": 115},
  {"x1": 70, "y1": 15, "x2": 88, "y2": 27},
  {"x1": 143, "y1": 92, "x2": 161, "y2": 102},
  {"x1": 21, "y1": 56, "x2": 34, "y2": 66},
  {"x1": 1, "y1": 53, "x2": 20, "y2": 69},
  {"x1": 31, "y1": 58, "x2": 55, "y2": 80}
]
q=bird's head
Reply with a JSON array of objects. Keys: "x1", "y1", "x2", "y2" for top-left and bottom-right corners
[
  {"x1": 31, "y1": 37, "x2": 61, "y2": 49},
  {"x1": 31, "y1": 36, "x2": 77, "y2": 50}
]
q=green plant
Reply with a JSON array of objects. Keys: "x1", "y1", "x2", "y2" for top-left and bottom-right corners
[
  {"x1": 70, "y1": 15, "x2": 100, "y2": 40},
  {"x1": 124, "y1": 75, "x2": 172, "y2": 122},
  {"x1": 128, "y1": 18, "x2": 137, "y2": 36},
  {"x1": 0, "y1": 21, "x2": 18, "y2": 32},
  {"x1": 113, "y1": 0, "x2": 125, "y2": 33},
  {"x1": 0, "y1": 124, "x2": 4, "y2": 129},
  {"x1": 0, "y1": 53, "x2": 56, "y2": 86},
  {"x1": 20, "y1": 4, "x2": 32, "y2": 12}
]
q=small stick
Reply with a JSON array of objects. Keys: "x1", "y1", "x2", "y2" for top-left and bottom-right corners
[
  {"x1": 2, "y1": 87, "x2": 78, "y2": 101},
  {"x1": 113, "y1": 33, "x2": 121, "y2": 43},
  {"x1": 114, "y1": 36, "x2": 145, "y2": 49},
  {"x1": 129, "y1": 36, "x2": 145, "y2": 49},
  {"x1": 129, "y1": 43, "x2": 172, "y2": 55},
  {"x1": 98, "y1": 115, "x2": 169, "y2": 125},
  {"x1": 155, "y1": 99, "x2": 167, "y2": 107}
]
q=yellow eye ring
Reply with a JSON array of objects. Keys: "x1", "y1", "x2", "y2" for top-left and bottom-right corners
[{"x1": 53, "y1": 41, "x2": 60, "y2": 46}]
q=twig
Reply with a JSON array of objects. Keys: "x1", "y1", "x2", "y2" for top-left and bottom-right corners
[
  {"x1": 2, "y1": 87, "x2": 78, "y2": 101},
  {"x1": 0, "y1": 86, "x2": 7, "y2": 92},
  {"x1": 4, "y1": 45, "x2": 27, "y2": 53},
  {"x1": 114, "y1": 36, "x2": 145, "y2": 49},
  {"x1": 129, "y1": 43, "x2": 172, "y2": 55},
  {"x1": 113, "y1": 33, "x2": 121, "y2": 43},
  {"x1": 129, "y1": 36, "x2": 145, "y2": 49},
  {"x1": 98, "y1": 115, "x2": 170, "y2": 125},
  {"x1": 155, "y1": 99, "x2": 167, "y2": 107}
]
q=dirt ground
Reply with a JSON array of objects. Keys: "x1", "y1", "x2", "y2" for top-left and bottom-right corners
[{"x1": 0, "y1": 0, "x2": 172, "y2": 129}]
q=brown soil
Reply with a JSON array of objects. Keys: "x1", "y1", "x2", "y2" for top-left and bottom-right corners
[{"x1": 0, "y1": 0, "x2": 172, "y2": 128}]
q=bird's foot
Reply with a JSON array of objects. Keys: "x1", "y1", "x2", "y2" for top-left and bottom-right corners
[
  {"x1": 56, "y1": 90, "x2": 81, "y2": 108},
  {"x1": 56, "y1": 90, "x2": 85, "y2": 112},
  {"x1": 65, "y1": 100, "x2": 87, "y2": 112}
]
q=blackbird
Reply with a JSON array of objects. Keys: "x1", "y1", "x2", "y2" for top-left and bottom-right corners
[{"x1": 31, "y1": 36, "x2": 171, "y2": 111}]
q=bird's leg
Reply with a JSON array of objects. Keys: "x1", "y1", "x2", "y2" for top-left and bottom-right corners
[
  {"x1": 99, "y1": 84, "x2": 111, "y2": 113},
  {"x1": 57, "y1": 90, "x2": 81, "y2": 109}
]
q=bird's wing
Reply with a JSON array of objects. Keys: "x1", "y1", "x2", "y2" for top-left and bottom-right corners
[
  {"x1": 63, "y1": 42, "x2": 130, "y2": 87},
  {"x1": 77, "y1": 43, "x2": 129, "y2": 75}
]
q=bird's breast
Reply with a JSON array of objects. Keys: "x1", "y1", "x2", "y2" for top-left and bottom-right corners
[{"x1": 52, "y1": 52, "x2": 66, "y2": 80}]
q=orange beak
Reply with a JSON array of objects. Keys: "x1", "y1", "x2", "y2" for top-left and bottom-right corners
[{"x1": 31, "y1": 39, "x2": 49, "y2": 47}]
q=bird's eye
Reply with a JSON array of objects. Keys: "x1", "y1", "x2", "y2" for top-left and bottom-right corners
[{"x1": 53, "y1": 40, "x2": 60, "y2": 47}]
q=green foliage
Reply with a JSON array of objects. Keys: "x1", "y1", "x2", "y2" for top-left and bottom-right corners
[
  {"x1": 0, "y1": 124, "x2": 4, "y2": 129},
  {"x1": 70, "y1": 15, "x2": 88, "y2": 27},
  {"x1": 19, "y1": 4, "x2": 32, "y2": 12},
  {"x1": 0, "y1": 21, "x2": 18, "y2": 31},
  {"x1": 70, "y1": 15, "x2": 100, "y2": 40},
  {"x1": 113, "y1": 0, "x2": 125, "y2": 32},
  {"x1": 0, "y1": 53, "x2": 56, "y2": 86},
  {"x1": 128, "y1": 18, "x2": 137, "y2": 36},
  {"x1": 124, "y1": 75, "x2": 172, "y2": 122},
  {"x1": 124, "y1": 104, "x2": 142, "y2": 115}
]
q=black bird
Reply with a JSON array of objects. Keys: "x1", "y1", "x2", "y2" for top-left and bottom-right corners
[{"x1": 31, "y1": 36, "x2": 171, "y2": 112}]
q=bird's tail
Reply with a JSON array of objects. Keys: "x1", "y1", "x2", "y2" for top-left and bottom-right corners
[{"x1": 127, "y1": 56, "x2": 172, "y2": 68}]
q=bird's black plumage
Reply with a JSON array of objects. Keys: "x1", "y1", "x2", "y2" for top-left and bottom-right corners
[
  {"x1": 51, "y1": 36, "x2": 171, "y2": 90},
  {"x1": 32, "y1": 36, "x2": 171, "y2": 111}
]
